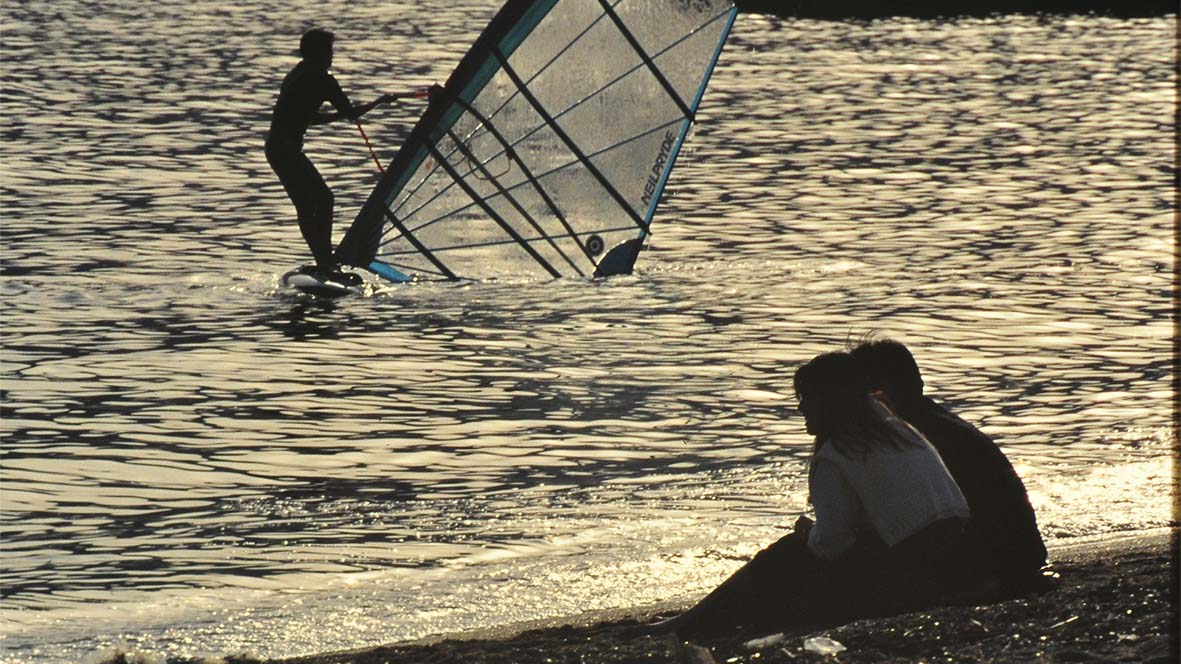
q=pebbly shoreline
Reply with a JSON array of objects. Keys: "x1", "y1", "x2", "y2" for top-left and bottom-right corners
[{"x1": 262, "y1": 528, "x2": 1178, "y2": 664}]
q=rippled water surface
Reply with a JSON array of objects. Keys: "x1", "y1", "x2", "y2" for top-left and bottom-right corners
[{"x1": 1, "y1": 2, "x2": 1176, "y2": 662}]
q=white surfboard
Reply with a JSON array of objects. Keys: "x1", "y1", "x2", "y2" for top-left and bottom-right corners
[{"x1": 281, "y1": 268, "x2": 363, "y2": 298}]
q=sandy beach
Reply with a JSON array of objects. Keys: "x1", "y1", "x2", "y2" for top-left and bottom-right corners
[{"x1": 266, "y1": 527, "x2": 1178, "y2": 664}]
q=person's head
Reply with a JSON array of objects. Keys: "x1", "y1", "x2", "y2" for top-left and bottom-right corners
[
  {"x1": 850, "y1": 336, "x2": 924, "y2": 413},
  {"x1": 793, "y1": 352, "x2": 870, "y2": 440},
  {"x1": 300, "y1": 28, "x2": 335, "y2": 67},
  {"x1": 793, "y1": 351, "x2": 916, "y2": 456}
]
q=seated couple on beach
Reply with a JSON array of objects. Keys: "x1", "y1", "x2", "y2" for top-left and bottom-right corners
[{"x1": 667, "y1": 339, "x2": 1047, "y2": 639}]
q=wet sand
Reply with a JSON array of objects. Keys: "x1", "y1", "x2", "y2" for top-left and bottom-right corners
[{"x1": 268, "y1": 528, "x2": 1177, "y2": 664}]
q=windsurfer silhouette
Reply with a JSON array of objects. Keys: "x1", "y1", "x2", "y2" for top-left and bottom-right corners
[{"x1": 266, "y1": 28, "x2": 405, "y2": 278}]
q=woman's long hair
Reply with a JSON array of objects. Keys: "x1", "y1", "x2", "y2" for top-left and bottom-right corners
[{"x1": 793, "y1": 351, "x2": 919, "y2": 458}]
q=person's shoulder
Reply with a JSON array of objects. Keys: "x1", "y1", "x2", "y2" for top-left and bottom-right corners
[
  {"x1": 813, "y1": 440, "x2": 852, "y2": 465},
  {"x1": 317, "y1": 68, "x2": 342, "y2": 85},
  {"x1": 292, "y1": 63, "x2": 334, "y2": 85},
  {"x1": 915, "y1": 397, "x2": 985, "y2": 435},
  {"x1": 914, "y1": 397, "x2": 1013, "y2": 458}
]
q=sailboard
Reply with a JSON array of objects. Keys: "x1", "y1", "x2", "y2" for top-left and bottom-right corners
[
  {"x1": 335, "y1": 0, "x2": 737, "y2": 283},
  {"x1": 282, "y1": 267, "x2": 364, "y2": 298}
]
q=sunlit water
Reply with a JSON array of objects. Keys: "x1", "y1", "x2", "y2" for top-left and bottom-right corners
[{"x1": 1, "y1": 2, "x2": 1176, "y2": 662}]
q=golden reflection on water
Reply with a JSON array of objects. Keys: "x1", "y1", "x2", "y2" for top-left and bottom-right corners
[{"x1": 0, "y1": 1, "x2": 1176, "y2": 662}]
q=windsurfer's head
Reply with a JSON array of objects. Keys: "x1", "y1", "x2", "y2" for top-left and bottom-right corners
[
  {"x1": 300, "y1": 28, "x2": 335, "y2": 67},
  {"x1": 850, "y1": 335, "x2": 924, "y2": 413}
]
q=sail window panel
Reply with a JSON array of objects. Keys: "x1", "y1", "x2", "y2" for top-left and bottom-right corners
[
  {"x1": 532, "y1": 153, "x2": 636, "y2": 234},
  {"x1": 506, "y1": 0, "x2": 607, "y2": 85},
  {"x1": 508, "y1": 20, "x2": 638, "y2": 123},
  {"x1": 646, "y1": 11, "x2": 734, "y2": 111}
]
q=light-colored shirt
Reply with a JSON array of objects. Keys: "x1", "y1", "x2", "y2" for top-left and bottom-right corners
[{"x1": 806, "y1": 401, "x2": 970, "y2": 560}]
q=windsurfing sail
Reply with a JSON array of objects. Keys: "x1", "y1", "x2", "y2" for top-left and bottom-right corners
[{"x1": 336, "y1": 0, "x2": 737, "y2": 282}]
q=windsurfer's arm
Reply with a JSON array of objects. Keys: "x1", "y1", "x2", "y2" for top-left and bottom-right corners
[
  {"x1": 312, "y1": 92, "x2": 422, "y2": 125},
  {"x1": 308, "y1": 73, "x2": 383, "y2": 125},
  {"x1": 309, "y1": 102, "x2": 368, "y2": 124}
]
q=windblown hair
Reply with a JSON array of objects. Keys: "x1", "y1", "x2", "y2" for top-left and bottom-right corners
[
  {"x1": 849, "y1": 333, "x2": 924, "y2": 400},
  {"x1": 793, "y1": 351, "x2": 920, "y2": 458},
  {"x1": 300, "y1": 28, "x2": 334, "y2": 63}
]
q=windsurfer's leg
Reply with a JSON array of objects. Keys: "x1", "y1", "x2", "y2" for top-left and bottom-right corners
[
  {"x1": 298, "y1": 172, "x2": 334, "y2": 272},
  {"x1": 268, "y1": 146, "x2": 335, "y2": 272}
]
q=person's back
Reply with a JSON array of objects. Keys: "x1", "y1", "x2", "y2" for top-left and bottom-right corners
[
  {"x1": 807, "y1": 399, "x2": 970, "y2": 558},
  {"x1": 851, "y1": 338, "x2": 1047, "y2": 590},
  {"x1": 903, "y1": 396, "x2": 1046, "y2": 586},
  {"x1": 269, "y1": 60, "x2": 350, "y2": 150}
]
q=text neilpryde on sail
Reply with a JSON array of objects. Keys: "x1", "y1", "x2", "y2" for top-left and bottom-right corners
[{"x1": 642, "y1": 131, "x2": 678, "y2": 208}]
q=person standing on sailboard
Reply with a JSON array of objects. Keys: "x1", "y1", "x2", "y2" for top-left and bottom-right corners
[{"x1": 266, "y1": 28, "x2": 399, "y2": 278}]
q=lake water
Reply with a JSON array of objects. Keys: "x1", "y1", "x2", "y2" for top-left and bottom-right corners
[{"x1": 1, "y1": 2, "x2": 1176, "y2": 662}]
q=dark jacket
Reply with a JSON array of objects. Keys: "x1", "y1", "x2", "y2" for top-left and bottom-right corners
[{"x1": 902, "y1": 397, "x2": 1047, "y2": 585}]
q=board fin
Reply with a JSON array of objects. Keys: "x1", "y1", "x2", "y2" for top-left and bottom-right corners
[{"x1": 593, "y1": 238, "x2": 643, "y2": 278}]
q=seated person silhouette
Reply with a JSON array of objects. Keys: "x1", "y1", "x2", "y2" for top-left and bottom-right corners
[
  {"x1": 666, "y1": 352, "x2": 971, "y2": 639},
  {"x1": 851, "y1": 337, "x2": 1048, "y2": 594}
]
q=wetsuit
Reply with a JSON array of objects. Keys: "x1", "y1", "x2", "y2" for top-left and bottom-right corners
[{"x1": 266, "y1": 61, "x2": 353, "y2": 271}]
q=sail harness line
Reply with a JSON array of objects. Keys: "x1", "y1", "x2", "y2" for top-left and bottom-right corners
[
  {"x1": 424, "y1": 139, "x2": 563, "y2": 278},
  {"x1": 377, "y1": 118, "x2": 682, "y2": 252},
  {"x1": 356, "y1": 122, "x2": 385, "y2": 173},
  {"x1": 444, "y1": 126, "x2": 585, "y2": 276},
  {"x1": 428, "y1": 87, "x2": 598, "y2": 267},
  {"x1": 596, "y1": 0, "x2": 694, "y2": 122},
  {"x1": 493, "y1": 47, "x2": 649, "y2": 235},
  {"x1": 384, "y1": 6, "x2": 731, "y2": 235}
]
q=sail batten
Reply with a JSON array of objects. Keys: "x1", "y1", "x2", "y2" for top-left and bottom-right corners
[
  {"x1": 493, "y1": 47, "x2": 651, "y2": 235},
  {"x1": 596, "y1": 0, "x2": 695, "y2": 121},
  {"x1": 338, "y1": 0, "x2": 737, "y2": 282}
]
